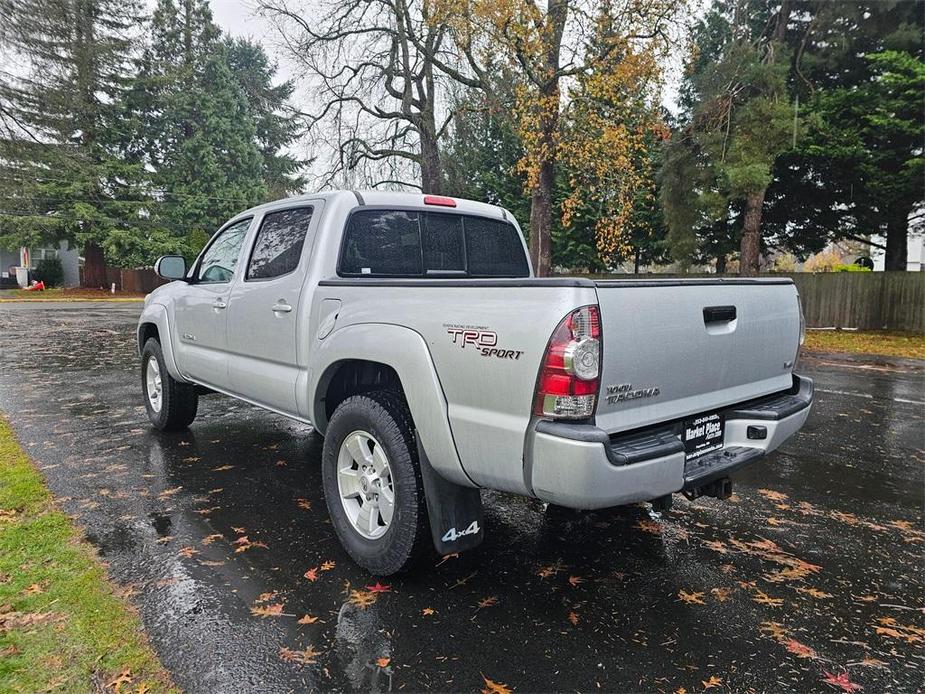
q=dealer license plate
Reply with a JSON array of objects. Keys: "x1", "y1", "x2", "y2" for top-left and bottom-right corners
[{"x1": 683, "y1": 413, "x2": 725, "y2": 460}]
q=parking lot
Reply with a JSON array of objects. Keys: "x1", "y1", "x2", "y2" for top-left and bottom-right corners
[{"x1": 0, "y1": 302, "x2": 922, "y2": 693}]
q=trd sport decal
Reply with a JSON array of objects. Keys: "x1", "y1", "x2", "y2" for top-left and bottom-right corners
[{"x1": 444, "y1": 324, "x2": 524, "y2": 360}]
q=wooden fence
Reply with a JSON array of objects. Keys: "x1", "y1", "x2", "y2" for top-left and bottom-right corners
[
  {"x1": 79, "y1": 267, "x2": 167, "y2": 293},
  {"x1": 578, "y1": 271, "x2": 924, "y2": 332},
  {"x1": 788, "y1": 272, "x2": 923, "y2": 332}
]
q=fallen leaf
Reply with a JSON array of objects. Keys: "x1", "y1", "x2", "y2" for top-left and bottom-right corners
[
  {"x1": 321, "y1": 560, "x2": 336, "y2": 571},
  {"x1": 752, "y1": 590, "x2": 784, "y2": 608},
  {"x1": 478, "y1": 596, "x2": 499, "y2": 609},
  {"x1": 703, "y1": 540, "x2": 728, "y2": 554},
  {"x1": 710, "y1": 587, "x2": 732, "y2": 603},
  {"x1": 211, "y1": 465, "x2": 234, "y2": 471},
  {"x1": 177, "y1": 546, "x2": 199, "y2": 558},
  {"x1": 201, "y1": 533, "x2": 224, "y2": 545},
  {"x1": 297, "y1": 614, "x2": 319, "y2": 624},
  {"x1": 108, "y1": 668, "x2": 133, "y2": 692},
  {"x1": 822, "y1": 671, "x2": 863, "y2": 692},
  {"x1": 796, "y1": 587, "x2": 833, "y2": 599},
  {"x1": 873, "y1": 616, "x2": 924, "y2": 644},
  {"x1": 279, "y1": 645, "x2": 321, "y2": 665},
  {"x1": 567, "y1": 611, "x2": 579, "y2": 625},
  {"x1": 296, "y1": 498, "x2": 311, "y2": 510},
  {"x1": 348, "y1": 590, "x2": 378, "y2": 609},
  {"x1": 422, "y1": 607, "x2": 435, "y2": 616},
  {"x1": 376, "y1": 657, "x2": 390, "y2": 668},
  {"x1": 785, "y1": 639, "x2": 816, "y2": 659},
  {"x1": 255, "y1": 592, "x2": 277, "y2": 603},
  {"x1": 678, "y1": 590, "x2": 705, "y2": 605},
  {"x1": 758, "y1": 489, "x2": 788, "y2": 502},
  {"x1": 304, "y1": 567, "x2": 319, "y2": 582},
  {"x1": 568, "y1": 575, "x2": 584, "y2": 587},
  {"x1": 636, "y1": 519, "x2": 662, "y2": 534},
  {"x1": 702, "y1": 675, "x2": 722, "y2": 689},
  {"x1": 250, "y1": 603, "x2": 286, "y2": 618},
  {"x1": 23, "y1": 583, "x2": 45, "y2": 595},
  {"x1": 232, "y1": 526, "x2": 246, "y2": 534},
  {"x1": 158, "y1": 486, "x2": 182, "y2": 498},
  {"x1": 482, "y1": 675, "x2": 513, "y2": 694},
  {"x1": 759, "y1": 621, "x2": 787, "y2": 640},
  {"x1": 366, "y1": 581, "x2": 391, "y2": 593}
]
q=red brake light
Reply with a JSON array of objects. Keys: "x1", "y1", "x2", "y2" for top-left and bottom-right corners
[
  {"x1": 423, "y1": 195, "x2": 457, "y2": 207},
  {"x1": 533, "y1": 306, "x2": 602, "y2": 419}
]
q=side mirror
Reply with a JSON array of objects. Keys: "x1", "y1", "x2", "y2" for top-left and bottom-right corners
[{"x1": 154, "y1": 255, "x2": 188, "y2": 281}]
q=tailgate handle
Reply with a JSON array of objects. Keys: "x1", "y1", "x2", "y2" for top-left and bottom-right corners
[{"x1": 703, "y1": 305, "x2": 736, "y2": 324}]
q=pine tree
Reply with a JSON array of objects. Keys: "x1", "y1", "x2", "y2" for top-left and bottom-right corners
[{"x1": 0, "y1": 0, "x2": 165, "y2": 285}]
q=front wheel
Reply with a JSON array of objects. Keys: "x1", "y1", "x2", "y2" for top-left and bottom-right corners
[
  {"x1": 141, "y1": 338, "x2": 198, "y2": 431},
  {"x1": 321, "y1": 391, "x2": 429, "y2": 575}
]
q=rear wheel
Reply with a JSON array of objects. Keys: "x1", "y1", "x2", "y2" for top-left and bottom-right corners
[
  {"x1": 141, "y1": 338, "x2": 198, "y2": 431},
  {"x1": 322, "y1": 391, "x2": 428, "y2": 575}
]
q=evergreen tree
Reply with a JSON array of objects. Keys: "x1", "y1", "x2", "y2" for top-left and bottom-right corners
[{"x1": 0, "y1": 0, "x2": 169, "y2": 284}]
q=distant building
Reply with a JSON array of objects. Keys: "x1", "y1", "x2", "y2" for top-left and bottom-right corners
[
  {"x1": 871, "y1": 235, "x2": 924, "y2": 272},
  {"x1": 0, "y1": 240, "x2": 81, "y2": 287}
]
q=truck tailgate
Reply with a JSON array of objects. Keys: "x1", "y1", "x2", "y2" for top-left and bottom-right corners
[{"x1": 593, "y1": 279, "x2": 801, "y2": 434}]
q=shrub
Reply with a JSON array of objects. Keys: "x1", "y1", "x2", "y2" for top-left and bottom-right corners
[{"x1": 33, "y1": 257, "x2": 64, "y2": 286}]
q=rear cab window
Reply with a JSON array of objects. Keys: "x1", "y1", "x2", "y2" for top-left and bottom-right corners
[{"x1": 339, "y1": 209, "x2": 529, "y2": 278}]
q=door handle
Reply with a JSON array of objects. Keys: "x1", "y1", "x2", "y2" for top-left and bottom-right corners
[
  {"x1": 703, "y1": 305, "x2": 736, "y2": 324},
  {"x1": 212, "y1": 299, "x2": 227, "y2": 310},
  {"x1": 271, "y1": 302, "x2": 292, "y2": 313}
]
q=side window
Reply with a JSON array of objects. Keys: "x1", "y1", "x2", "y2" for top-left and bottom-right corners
[
  {"x1": 197, "y1": 219, "x2": 251, "y2": 283},
  {"x1": 247, "y1": 207, "x2": 314, "y2": 280},
  {"x1": 465, "y1": 216, "x2": 529, "y2": 277},
  {"x1": 340, "y1": 210, "x2": 422, "y2": 275}
]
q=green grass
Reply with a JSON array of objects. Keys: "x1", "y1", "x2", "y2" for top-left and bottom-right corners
[
  {"x1": 0, "y1": 416, "x2": 174, "y2": 693},
  {"x1": 0, "y1": 288, "x2": 144, "y2": 302},
  {"x1": 803, "y1": 329, "x2": 925, "y2": 360}
]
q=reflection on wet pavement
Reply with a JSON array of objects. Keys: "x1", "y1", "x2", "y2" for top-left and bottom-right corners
[{"x1": 0, "y1": 303, "x2": 922, "y2": 693}]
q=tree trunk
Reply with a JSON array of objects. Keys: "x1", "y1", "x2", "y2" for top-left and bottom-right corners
[
  {"x1": 739, "y1": 189, "x2": 766, "y2": 277},
  {"x1": 716, "y1": 254, "x2": 727, "y2": 274},
  {"x1": 82, "y1": 241, "x2": 107, "y2": 288},
  {"x1": 884, "y1": 204, "x2": 910, "y2": 271},
  {"x1": 419, "y1": 130, "x2": 442, "y2": 194},
  {"x1": 529, "y1": 156, "x2": 555, "y2": 276}
]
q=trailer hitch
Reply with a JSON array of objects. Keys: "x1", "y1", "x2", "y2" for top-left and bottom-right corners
[{"x1": 682, "y1": 477, "x2": 733, "y2": 501}]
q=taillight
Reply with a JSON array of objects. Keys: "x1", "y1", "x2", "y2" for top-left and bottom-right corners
[{"x1": 533, "y1": 305, "x2": 601, "y2": 419}]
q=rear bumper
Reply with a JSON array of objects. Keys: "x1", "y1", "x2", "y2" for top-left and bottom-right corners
[{"x1": 528, "y1": 375, "x2": 813, "y2": 510}]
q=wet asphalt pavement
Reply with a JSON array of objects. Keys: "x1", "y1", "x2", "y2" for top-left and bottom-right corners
[{"x1": 0, "y1": 302, "x2": 922, "y2": 693}]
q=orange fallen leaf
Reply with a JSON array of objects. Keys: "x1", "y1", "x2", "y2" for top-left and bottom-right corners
[
  {"x1": 482, "y1": 675, "x2": 513, "y2": 694},
  {"x1": 422, "y1": 607, "x2": 435, "y2": 616},
  {"x1": 796, "y1": 587, "x2": 833, "y2": 599},
  {"x1": 710, "y1": 587, "x2": 732, "y2": 603},
  {"x1": 250, "y1": 603, "x2": 286, "y2": 618},
  {"x1": 201, "y1": 533, "x2": 224, "y2": 545},
  {"x1": 376, "y1": 657, "x2": 390, "y2": 668},
  {"x1": 279, "y1": 645, "x2": 321, "y2": 665},
  {"x1": 702, "y1": 675, "x2": 722, "y2": 689},
  {"x1": 297, "y1": 614, "x2": 319, "y2": 624},
  {"x1": 635, "y1": 519, "x2": 662, "y2": 534},
  {"x1": 366, "y1": 581, "x2": 391, "y2": 593},
  {"x1": 567, "y1": 611, "x2": 579, "y2": 625},
  {"x1": 255, "y1": 592, "x2": 277, "y2": 603},
  {"x1": 567, "y1": 575, "x2": 584, "y2": 587},
  {"x1": 873, "y1": 616, "x2": 924, "y2": 644},
  {"x1": 108, "y1": 668, "x2": 133, "y2": 692},
  {"x1": 348, "y1": 590, "x2": 378, "y2": 609},
  {"x1": 752, "y1": 590, "x2": 784, "y2": 607},
  {"x1": 177, "y1": 546, "x2": 199, "y2": 558},
  {"x1": 321, "y1": 560, "x2": 336, "y2": 571},
  {"x1": 758, "y1": 489, "x2": 788, "y2": 502},
  {"x1": 478, "y1": 596, "x2": 498, "y2": 609},
  {"x1": 296, "y1": 498, "x2": 311, "y2": 510},
  {"x1": 303, "y1": 567, "x2": 319, "y2": 582},
  {"x1": 678, "y1": 590, "x2": 705, "y2": 605},
  {"x1": 23, "y1": 583, "x2": 45, "y2": 595}
]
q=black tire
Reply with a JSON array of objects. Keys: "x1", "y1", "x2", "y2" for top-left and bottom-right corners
[
  {"x1": 322, "y1": 391, "x2": 429, "y2": 575},
  {"x1": 141, "y1": 338, "x2": 198, "y2": 431}
]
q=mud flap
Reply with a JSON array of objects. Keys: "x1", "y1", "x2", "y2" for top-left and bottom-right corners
[{"x1": 416, "y1": 439, "x2": 484, "y2": 555}]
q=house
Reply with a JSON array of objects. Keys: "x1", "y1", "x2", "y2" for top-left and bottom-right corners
[{"x1": 0, "y1": 240, "x2": 81, "y2": 287}]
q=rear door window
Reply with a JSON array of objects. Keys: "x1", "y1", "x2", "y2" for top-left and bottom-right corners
[
  {"x1": 246, "y1": 206, "x2": 314, "y2": 280},
  {"x1": 339, "y1": 209, "x2": 528, "y2": 277}
]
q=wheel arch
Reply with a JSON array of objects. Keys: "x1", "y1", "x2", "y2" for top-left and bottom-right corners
[
  {"x1": 309, "y1": 323, "x2": 473, "y2": 488},
  {"x1": 137, "y1": 302, "x2": 188, "y2": 383}
]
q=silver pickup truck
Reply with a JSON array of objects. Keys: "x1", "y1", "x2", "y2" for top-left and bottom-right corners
[{"x1": 139, "y1": 191, "x2": 813, "y2": 574}]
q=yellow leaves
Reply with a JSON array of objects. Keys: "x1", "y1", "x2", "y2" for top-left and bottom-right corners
[
  {"x1": 759, "y1": 621, "x2": 788, "y2": 640},
  {"x1": 752, "y1": 590, "x2": 784, "y2": 608},
  {"x1": 108, "y1": 668, "x2": 133, "y2": 692},
  {"x1": 279, "y1": 645, "x2": 321, "y2": 665},
  {"x1": 422, "y1": 607, "x2": 436, "y2": 616},
  {"x1": 702, "y1": 675, "x2": 722, "y2": 689},
  {"x1": 678, "y1": 590, "x2": 705, "y2": 605},
  {"x1": 320, "y1": 560, "x2": 336, "y2": 571},
  {"x1": 482, "y1": 674, "x2": 513, "y2": 694},
  {"x1": 795, "y1": 587, "x2": 833, "y2": 599},
  {"x1": 348, "y1": 590, "x2": 378, "y2": 609},
  {"x1": 873, "y1": 616, "x2": 925, "y2": 644}
]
